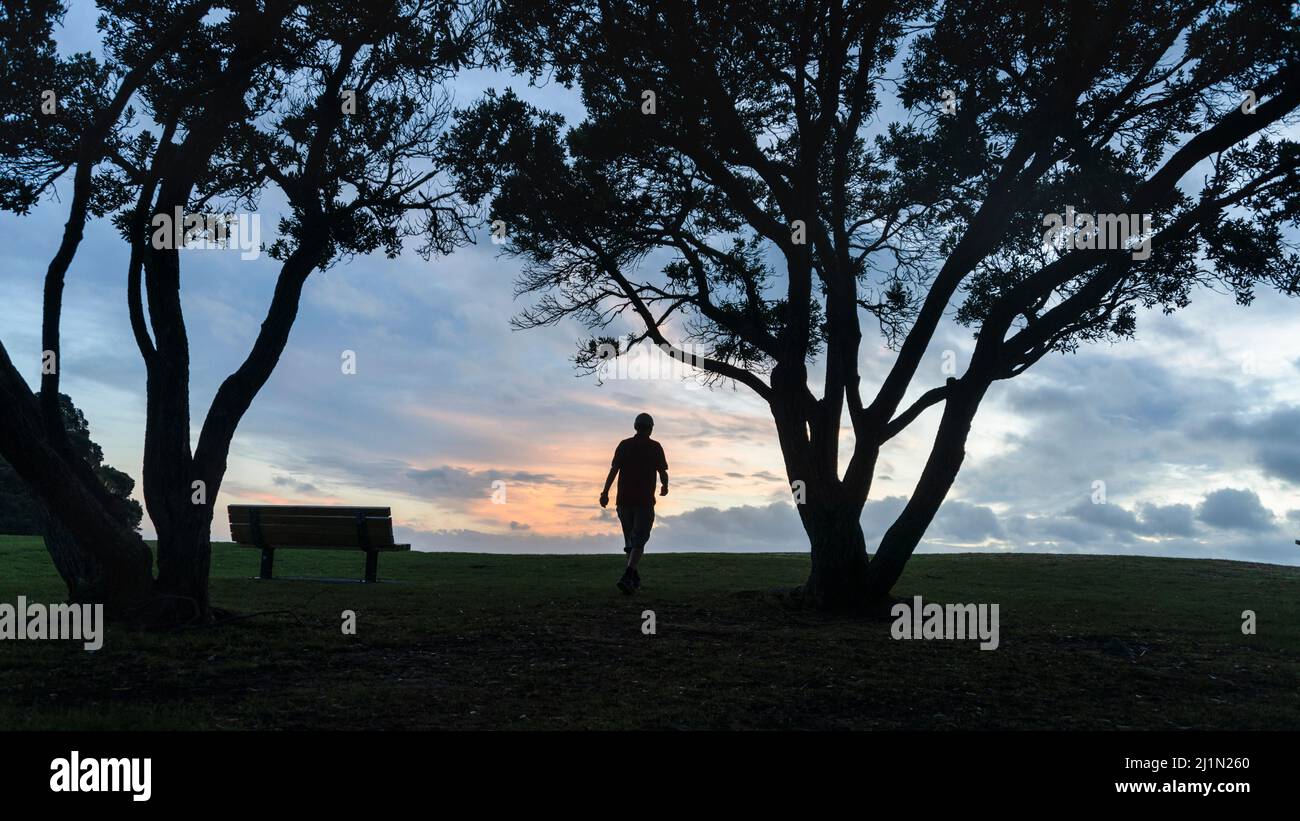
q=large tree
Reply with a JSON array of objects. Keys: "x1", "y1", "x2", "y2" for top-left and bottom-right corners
[
  {"x1": 0, "y1": 0, "x2": 484, "y2": 621},
  {"x1": 444, "y1": 0, "x2": 1300, "y2": 609}
]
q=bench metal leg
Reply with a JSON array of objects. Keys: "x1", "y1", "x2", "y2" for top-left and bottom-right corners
[
  {"x1": 364, "y1": 550, "x2": 378, "y2": 583},
  {"x1": 259, "y1": 547, "x2": 275, "y2": 580}
]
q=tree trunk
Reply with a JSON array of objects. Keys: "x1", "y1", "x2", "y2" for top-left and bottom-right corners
[
  {"x1": 140, "y1": 410, "x2": 215, "y2": 622},
  {"x1": 153, "y1": 513, "x2": 213, "y2": 622},
  {"x1": 800, "y1": 500, "x2": 872, "y2": 612},
  {"x1": 769, "y1": 368, "x2": 877, "y2": 612}
]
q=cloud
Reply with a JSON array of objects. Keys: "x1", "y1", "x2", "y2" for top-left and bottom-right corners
[
  {"x1": 926, "y1": 499, "x2": 1005, "y2": 543},
  {"x1": 1206, "y1": 406, "x2": 1300, "y2": 484},
  {"x1": 1067, "y1": 499, "x2": 1143, "y2": 534},
  {"x1": 1062, "y1": 499, "x2": 1197, "y2": 538},
  {"x1": 1005, "y1": 512, "x2": 1126, "y2": 549},
  {"x1": 1196, "y1": 488, "x2": 1277, "y2": 532},
  {"x1": 652, "y1": 502, "x2": 807, "y2": 551},
  {"x1": 955, "y1": 354, "x2": 1250, "y2": 518},
  {"x1": 1136, "y1": 502, "x2": 1197, "y2": 537},
  {"x1": 405, "y1": 465, "x2": 557, "y2": 499},
  {"x1": 397, "y1": 525, "x2": 613, "y2": 553},
  {"x1": 271, "y1": 474, "x2": 319, "y2": 495}
]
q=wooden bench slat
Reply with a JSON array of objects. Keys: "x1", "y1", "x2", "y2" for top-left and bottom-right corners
[
  {"x1": 229, "y1": 521, "x2": 394, "y2": 537},
  {"x1": 228, "y1": 511, "x2": 393, "y2": 524},
  {"x1": 230, "y1": 522, "x2": 396, "y2": 548},
  {"x1": 227, "y1": 541, "x2": 410, "y2": 552},
  {"x1": 229, "y1": 504, "x2": 391, "y2": 519},
  {"x1": 229, "y1": 512, "x2": 391, "y2": 528}
]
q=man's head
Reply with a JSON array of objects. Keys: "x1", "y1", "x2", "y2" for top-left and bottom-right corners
[{"x1": 634, "y1": 412, "x2": 654, "y2": 434}]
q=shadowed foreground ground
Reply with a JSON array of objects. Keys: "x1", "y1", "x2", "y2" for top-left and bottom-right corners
[{"x1": 1, "y1": 535, "x2": 1297, "y2": 730}]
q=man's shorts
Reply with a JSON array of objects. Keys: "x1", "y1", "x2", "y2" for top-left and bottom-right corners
[{"x1": 617, "y1": 505, "x2": 655, "y2": 553}]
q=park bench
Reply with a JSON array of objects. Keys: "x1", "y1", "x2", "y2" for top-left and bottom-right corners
[{"x1": 228, "y1": 504, "x2": 410, "y2": 583}]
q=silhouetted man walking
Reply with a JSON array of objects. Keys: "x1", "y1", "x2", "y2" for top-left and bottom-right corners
[{"x1": 600, "y1": 412, "x2": 668, "y2": 594}]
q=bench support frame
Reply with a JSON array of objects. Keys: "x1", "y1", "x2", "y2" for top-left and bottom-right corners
[
  {"x1": 250, "y1": 508, "x2": 275, "y2": 580},
  {"x1": 357, "y1": 511, "x2": 379, "y2": 583}
]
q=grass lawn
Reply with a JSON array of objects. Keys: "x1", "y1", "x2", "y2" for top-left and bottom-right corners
[{"x1": 1, "y1": 534, "x2": 1297, "y2": 730}]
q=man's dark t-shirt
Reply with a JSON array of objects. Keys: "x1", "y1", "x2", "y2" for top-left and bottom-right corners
[{"x1": 612, "y1": 435, "x2": 668, "y2": 506}]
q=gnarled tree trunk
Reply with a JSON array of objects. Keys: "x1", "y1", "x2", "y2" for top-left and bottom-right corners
[
  {"x1": 799, "y1": 497, "x2": 871, "y2": 612},
  {"x1": 153, "y1": 516, "x2": 214, "y2": 621},
  {"x1": 773, "y1": 371, "x2": 992, "y2": 612}
]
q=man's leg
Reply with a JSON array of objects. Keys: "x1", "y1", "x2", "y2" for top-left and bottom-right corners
[
  {"x1": 617, "y1": 505, "x2": 636, "y2": 554},
  {"x1": 616, "y1": 506, "x2": 638, "y2": 594},
  {"x1": 627, "y1": 507, "x2": 654, "y2": 588}
]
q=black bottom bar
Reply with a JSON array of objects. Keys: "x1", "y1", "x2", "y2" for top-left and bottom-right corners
[{"x1": 5, "y1": 730, "x2": 1288, "y2": 808}]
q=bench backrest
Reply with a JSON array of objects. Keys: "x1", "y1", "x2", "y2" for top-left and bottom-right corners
[{"x1": 228, "y1": 505, "x2": 396, "y2": 549}]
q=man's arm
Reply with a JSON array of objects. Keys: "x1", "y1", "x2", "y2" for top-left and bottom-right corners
[
  {"x1": 600, "y1": 466, "x2": 618, "y2": 507},
  {"x1": 658, "y1": 468, "x2": 669, "y2": 496}
]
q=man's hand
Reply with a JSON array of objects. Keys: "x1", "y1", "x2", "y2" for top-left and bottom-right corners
[
  {"x1": 599, "y1": 492, "x2": 610, "y2": 508},
  {"x1": 659, "y1": 484, "x2": 668, "y2": 497}
]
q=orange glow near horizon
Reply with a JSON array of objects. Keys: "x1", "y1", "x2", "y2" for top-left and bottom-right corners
[{"x1": 216, "y1": 397, "x2": 794, "y2": 544}]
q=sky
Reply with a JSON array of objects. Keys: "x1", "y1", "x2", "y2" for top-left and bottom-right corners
[{"x1": 1, "y1": 3, "x2": 1298, "y2": 566}]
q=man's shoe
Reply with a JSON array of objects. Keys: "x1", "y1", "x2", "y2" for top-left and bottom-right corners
[
  {"x1": 617, "y1": 569, "x2": 635, "y2": 595},
  {"x1": 632, "y1": 569, "x2": 641, "y2": 590}
]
